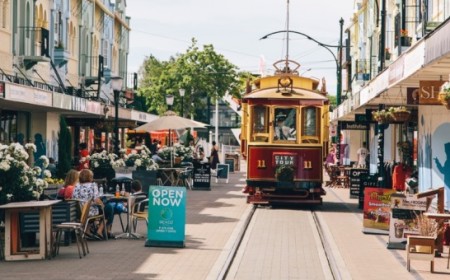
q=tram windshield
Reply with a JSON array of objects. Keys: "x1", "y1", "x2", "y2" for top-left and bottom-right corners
[
  {"x1": 301, "y1": 106, "x2": 320, "y2": 143},
  {"x1": 273, "y1": 108, "x2": 297, "y2": 141}
]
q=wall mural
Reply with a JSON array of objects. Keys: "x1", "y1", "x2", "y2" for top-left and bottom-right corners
[{"x1": 419, "y1": 106, "x2": 450, "y2": 208}]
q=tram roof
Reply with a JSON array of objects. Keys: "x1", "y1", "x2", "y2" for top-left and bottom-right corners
[{"x1": 244, "y1": 87, "x2": 328, "y2": 101}]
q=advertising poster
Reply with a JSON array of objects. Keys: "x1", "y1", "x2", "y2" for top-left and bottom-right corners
[
  {"x1": 363, "y1": 187, "x2": 396, "y2": 234},
  {"x1": 387, "y1": 193, "x2": 427, "y2": 249},
  {"x1": 146, "y1": 186, "x2": 186, "y2": 248}
]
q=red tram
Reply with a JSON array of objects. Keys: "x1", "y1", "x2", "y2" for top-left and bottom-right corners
[{"x1": 241, "y1": 60, "x2": 330, "y2": 205}]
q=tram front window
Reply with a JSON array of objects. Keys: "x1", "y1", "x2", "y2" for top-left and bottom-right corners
[
  {"x1": 302, "y1": 107, "x2": 319, "y2": 143},
  {"x1": 251, "y1": 105, "x2": 269, "y2": 142},
  {"x1": 273, "y1": 108, "x2": 297, "y2": 141}
]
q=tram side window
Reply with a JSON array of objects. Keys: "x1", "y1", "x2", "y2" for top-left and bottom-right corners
[
  {"x1": 251, "y1": 105, "x2": 269, "y2": 142},
  {"x1": 301, "y1": 107, "x2": 319, "y2": 143},
  {"x1": 273, "y1": 108, "x2": 297, "y2": 141}
]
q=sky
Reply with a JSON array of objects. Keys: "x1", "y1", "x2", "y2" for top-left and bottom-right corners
[{"x1": 126, "y1": 0, "x2": 357, "y2": 95}]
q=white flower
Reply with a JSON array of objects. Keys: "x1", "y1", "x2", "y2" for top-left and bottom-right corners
[
  {"x1": 25, "y1": 143, "x2": 37, "y2": 152},
  {"x1": 40, "y1": 155, "x2": 49, "y2": 168},
  {"x1": 43, "y1": 170, "x2": 52, "y2": 178},
  {"x1": 6, "y1": 193, "x2": 13, "y2": 200},
  {"x1": 135, "y1": 159, "x2": 142, "y2": 166},
  {"x1": 0, "y1": 160, "x2": 11, "y2": 171}
]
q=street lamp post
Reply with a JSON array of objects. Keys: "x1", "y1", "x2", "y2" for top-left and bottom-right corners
[
  {"x1": 165, "y1": 94, "x2": 174, "y2": 111},
  {"x1": 179, "y1": 88, "x2": 185, "y2": 117},
  {"x1": 111, "y1": 76, "x2": 123, "y2": 156},
  {"x1": 260, "y1": 20, "x2": 344, "y2": 161}
]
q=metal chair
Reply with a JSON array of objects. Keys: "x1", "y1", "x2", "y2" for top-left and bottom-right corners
[
  {"x1": 130, "y1": 195, "x2": 149, "y2": 233},
  {"x1": 53, "y1": 200, "x2": 90, "y2": 258}
]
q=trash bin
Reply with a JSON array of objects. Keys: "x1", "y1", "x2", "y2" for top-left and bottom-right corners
[{"x1": 110, "y1": 177, "x2": 134, "y2": 193}]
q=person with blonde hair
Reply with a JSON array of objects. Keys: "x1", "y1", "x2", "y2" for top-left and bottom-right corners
[{"x1": 57, "y1": 169, "x2": 79, "y2": 200}]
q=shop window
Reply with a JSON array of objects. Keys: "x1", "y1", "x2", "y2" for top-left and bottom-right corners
[
  {"x1": 273, "y1": 108, "x2": 297, "y2": 142},
  {"x1": 301, "y1": 107, "x2": 320, "y2": 143},
  {"x1": 251, "y1": 105, "x2": 269, "y2": 142}
]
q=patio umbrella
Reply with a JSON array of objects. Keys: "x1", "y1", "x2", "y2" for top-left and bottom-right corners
[
  {"x1": 135, "y1": 111, "x2": 208, "y2": 131},
  {"x1": 134, "y1": 111, "x2": 208, "y2": 167}
]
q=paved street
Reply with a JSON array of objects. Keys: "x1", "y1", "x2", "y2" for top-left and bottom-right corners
[{"x1": 0, "y1": 165, "x2": 449, "y2": 279}]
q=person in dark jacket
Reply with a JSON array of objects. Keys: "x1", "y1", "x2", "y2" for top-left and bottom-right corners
[{"x1": 210, "y1": 141, "x2": 220, "y2": 170}]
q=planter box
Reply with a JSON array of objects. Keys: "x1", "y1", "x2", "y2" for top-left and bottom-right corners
[
  {"x1": 407, "y1": 235, "x2": 436, "y2": 272},
  {"x1": 400, "y1": 36, "x2": 412, "y2": 47}
]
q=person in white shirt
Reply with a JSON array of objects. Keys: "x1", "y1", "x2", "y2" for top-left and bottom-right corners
[{"x1": 356, "y1": 142, "x2": 369, "y2": 168}]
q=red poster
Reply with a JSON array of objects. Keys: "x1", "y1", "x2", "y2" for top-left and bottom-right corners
[{"x1": 363, "y1": 187, "x2": 396, "y2": 234}]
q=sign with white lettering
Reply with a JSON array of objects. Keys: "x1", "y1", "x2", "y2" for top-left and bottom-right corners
[
  {"x1": 146, "y1": 186, "x2": 186, "y2": 248},
  {"x1": 272, "y1": 153, "x2": 297, "y2": 166},
  {"x1": 192, "y1": 162, "x2": 211, "y2": 190},
  {"x1": 340, "y1": 121, "x2": 369, "y2": 130},
  {"x1": 418, "y1": 80, "x2": 445, "y2": 105}
]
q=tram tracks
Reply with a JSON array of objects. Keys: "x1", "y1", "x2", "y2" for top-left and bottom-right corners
[{"x1": 217, "y1": 205, "x2": 350, "y2": 280}]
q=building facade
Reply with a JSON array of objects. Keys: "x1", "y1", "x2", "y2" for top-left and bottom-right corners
[
  {"x1": 333, "y1": 0, "x2": 450, "y2": 207},
  {"x1": 0, "y1": 0, "x2": 157, "y2": 161}
]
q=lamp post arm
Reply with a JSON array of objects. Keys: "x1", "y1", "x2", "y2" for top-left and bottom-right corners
[
  {"x1": 260, "y1": 29, "x2": 339, "y2": 81},
  {"x1": 260, "y1": 30, "x2": 340, "y2": 48}
]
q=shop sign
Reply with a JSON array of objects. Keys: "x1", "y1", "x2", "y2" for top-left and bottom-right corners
[
  {"x1": 416, "y1": 80, "x2": 445, "y2": 105},
  {"x1": 355, "y1": 113, "x2": 368, "y2": 123},
  {"x1": 6, "y1": 84, "x2": 52, "y2": 106},
  {"x1": 272, "y1": 153, "x2": 297, "y2": 166},
  {"x1": 53, "y1": 92, "x2": 72, "y2": 109},
  {"x1": 146, "y1": 186, "x2": 186, "y2": 248},
  {"x1": 339, "y1": 121, "x2": 369, "y2": 130}
]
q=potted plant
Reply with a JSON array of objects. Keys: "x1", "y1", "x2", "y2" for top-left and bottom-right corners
[
  {"x1": 438, "y1": 81, "x2": 450, "y2": 109},
  {"x1": 372, "y1": 109, "x2": 392, "y2": 123},
  {"x1": 385, "y1": 48, "x2": 391, "y2": 60},
  {"x1": 406, "y1": 213, "x2": 443, "y2": 272},
  {"x1": 388, "y1": 106, "x2": 411, "y2": 122},
  {"x1": 400, "y1": 29, "x2": 412, "y2": 47}
]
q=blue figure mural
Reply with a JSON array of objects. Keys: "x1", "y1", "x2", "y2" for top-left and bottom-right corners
[{"x1": 434, "y1": 142, "x2": 450, "y2": 189}]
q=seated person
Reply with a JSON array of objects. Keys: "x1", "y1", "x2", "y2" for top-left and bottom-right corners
[
  {"x1": 152, "y1": 153, "x2": 167, "y2": 164},
  {"x1": 108, "y1": 180, "x2": 147, "y2": 215},
  {"x1": 57, "y1": 169, "x2": 79, "y2": 200}
]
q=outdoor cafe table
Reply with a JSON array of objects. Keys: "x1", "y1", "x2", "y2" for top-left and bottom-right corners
[
  {"x1": 0, "y1": 200, "x2": 61, "y2": 261},
  {"x1": 107, "y1": 195, "x2": 142, "y2": 239},
  {"x1": 158, "y1": 167, "x2": 188, "y2": 186}
]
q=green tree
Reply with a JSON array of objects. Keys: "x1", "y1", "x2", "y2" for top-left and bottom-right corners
[
  {"x1": 138, "y1": 39, "x2": 240, "y2": 118},
  {"x1": 57, "y1": 116, "x2": 72, "y2": 178}
]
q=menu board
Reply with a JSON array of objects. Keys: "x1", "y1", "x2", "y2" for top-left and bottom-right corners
[
  {"x1": 216, "y1": 163, "x2": 229, "y2": 183},
  {"x1": 363, "y1": 187, "x2": 396, "y2": 234},
  {"x1": 349, "y1": 168, "x2": 368, "y2": 199},
  {"x1": 192, "y1": 162, "x2": 211, "y2": 190},
  {"x1": 387, "y1": 193, "x2": 426, "y2": 249}
]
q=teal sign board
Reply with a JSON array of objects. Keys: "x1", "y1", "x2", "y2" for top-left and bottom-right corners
[{"x1": 145, "y1": 186, "x2": 186, "y2": 248}]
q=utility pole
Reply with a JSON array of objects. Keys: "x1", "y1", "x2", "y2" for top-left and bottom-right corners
[{"x1": 335, "y1": 18, "x2": 344, "y2": 163}]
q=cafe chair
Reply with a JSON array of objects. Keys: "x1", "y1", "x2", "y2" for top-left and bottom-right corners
[
  {"x1": 85, "y1": 202, "x2": 109, "y2": 240},
  {"x1": 131, "y1": 195, "x2": 149, "y2": 233},
  {"x1": 53, "y1": 200, "x2": 91, "y2": 258}
]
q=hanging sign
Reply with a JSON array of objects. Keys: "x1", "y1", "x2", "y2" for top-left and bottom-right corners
[{"x1": 417, "y1": 80, "x2": 445, "y2": 105}]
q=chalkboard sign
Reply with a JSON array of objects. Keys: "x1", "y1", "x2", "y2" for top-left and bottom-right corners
[
  {"x1": 216, "y1": 163, "x2": 229, "y2": 183},
  {"x1": 349, "y1": 168, "x2": 368, "y2": 199},
  {"x1": 225, "y1": 158, "x2": 235, "y2": 172},
  {"x1": 192, "y1": 162, "x2": 211, "y2": 190}
]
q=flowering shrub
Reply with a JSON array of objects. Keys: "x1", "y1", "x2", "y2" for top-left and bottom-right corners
[
  {"x1": 440, "y1": 82, "x2": 450, "y2": 102},
  {"x1": 372, "y1": 109, "x2": 392, "y2": 123},
  {"x1": 0, "y1": 143, "x2": 50, "y2": 204},
  {"x1": 89, "y1": 150, "x2": 118, "y2": 169},
  {"x1": 122, "y1": 146, "x2": 159, "y2": 170},
  {"x1": 388, "y1": 106, "x2": 409, "y2": 113},
  {"x1": 400, "y1": 29, "x2": 408, "y2": 37},
  {"x1": 157, "y1": 143, "x2": 194, "y2": 161}
]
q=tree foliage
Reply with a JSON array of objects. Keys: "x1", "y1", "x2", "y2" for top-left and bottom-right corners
[{"x1": 138, "y1": 39, "x2": 241, "y2": 118}]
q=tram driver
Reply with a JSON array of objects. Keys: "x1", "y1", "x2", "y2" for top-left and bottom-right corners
[{"x1": 274, "y1": 115, "x2": 291, "y2": 140}]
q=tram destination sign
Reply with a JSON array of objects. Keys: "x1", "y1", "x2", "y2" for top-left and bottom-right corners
[{"x1": 272, "y1": 153, "x2": 297, "y2": 166}]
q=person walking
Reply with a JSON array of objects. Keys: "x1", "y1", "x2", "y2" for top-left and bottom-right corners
[{"x1": 210, "y1": 141, "x2": 220, "y2": 170}]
